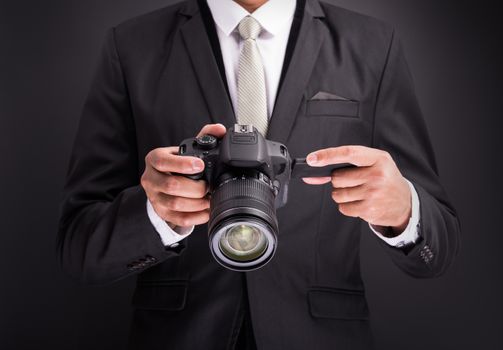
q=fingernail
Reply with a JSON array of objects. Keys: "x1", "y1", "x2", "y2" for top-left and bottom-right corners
[
  {"x1": 307, "y1": 153, "x2": 318, "y2": 164},
  {"x1": 192, "y1": 160, "x2": 204, "y2": 171}
]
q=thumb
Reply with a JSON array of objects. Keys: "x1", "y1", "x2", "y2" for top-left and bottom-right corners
[{"x1": 197, "y1": 123, "x2": 227, "y2": 138}]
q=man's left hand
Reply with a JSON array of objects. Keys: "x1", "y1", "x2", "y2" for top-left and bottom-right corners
[{"x1": 303, "y1": 146, "x2": 412, "y2": 235}]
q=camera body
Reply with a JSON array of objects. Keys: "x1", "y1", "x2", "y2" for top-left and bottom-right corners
[{"x1": 178, "y1": 124, "x2": 292, "y2": 209}]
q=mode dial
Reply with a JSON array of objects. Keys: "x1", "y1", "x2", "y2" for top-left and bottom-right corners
[{"x1": 195, "y1": 134, "x2": 218, "y2": 150}]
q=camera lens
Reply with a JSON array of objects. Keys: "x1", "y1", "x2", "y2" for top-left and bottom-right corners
[
  {"x1": 219, "y1": 224, "x2": 268, "y2": 262},
  {"x1": 208, "y1": 173, "x2": 278, "y2": 271}
]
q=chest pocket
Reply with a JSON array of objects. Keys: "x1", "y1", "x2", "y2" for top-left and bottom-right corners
[{"x1": 306, "y1": 99, "x2": 360, "y2": 118}]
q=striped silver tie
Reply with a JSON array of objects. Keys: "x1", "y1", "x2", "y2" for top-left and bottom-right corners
[{"x1": 237, "y1": 16, "x2": 268, "y2": 136}]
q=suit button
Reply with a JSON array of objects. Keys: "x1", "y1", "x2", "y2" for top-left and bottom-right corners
[
  {"x1": 136, "y1": 259, "x2": 148, "y2": 268},
  {"x1": 422, "y1": 245, "x2": 434, "y2": 260},
  {"x1": 127, "y1": 262, "x2": 140, "y2": 271},
  {"x1": 145, "y1": 255, "x2": 157, "y2": 264},
  {"x1": 420, "y1": 247, "x2": 430, "y2": 264}
]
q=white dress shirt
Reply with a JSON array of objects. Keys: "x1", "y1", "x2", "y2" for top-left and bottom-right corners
[{"x1": 147, "y1": 0, "x2": 420, "y2": 248}]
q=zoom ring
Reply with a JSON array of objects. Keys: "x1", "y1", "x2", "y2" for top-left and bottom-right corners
[{"x1": 210, "y1": 177, "x2": 276, "y2": 225}]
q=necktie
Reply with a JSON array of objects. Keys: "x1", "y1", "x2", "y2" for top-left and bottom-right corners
[{"x1": 237, "y1": 16, "x2": 268, "y2": 136}]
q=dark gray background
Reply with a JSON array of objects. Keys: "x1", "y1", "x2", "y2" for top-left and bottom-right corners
[{"x1": 1, "y1": 0, "x2": 502, "y2": 349}]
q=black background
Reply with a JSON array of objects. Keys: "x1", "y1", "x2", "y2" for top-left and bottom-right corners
[{"x1": 1, "y1": 0, "x2": 502, "y2": 349}]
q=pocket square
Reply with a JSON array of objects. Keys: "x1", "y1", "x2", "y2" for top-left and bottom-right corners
[{"x1": 310, "y1": 91, "x2": 350, "y2": 101}]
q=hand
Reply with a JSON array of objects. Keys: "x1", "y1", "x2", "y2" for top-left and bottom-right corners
[
  {"x1": 141, "y1": 123, "x2": 227, "y2": 229},
  {"x1": 303, "y1": 146, "x2": 412, "y2": 235}
]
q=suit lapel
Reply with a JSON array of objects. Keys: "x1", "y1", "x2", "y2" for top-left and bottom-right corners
[
  {"x1": 267, "y1": 0, "x2": 326, "y2": 144},
  {"x1": 179, "y1": 1, "x2": 236, "y2": 128},
  {"x1": 178, "y1": 0, "x2": 326, "y2": 139}
]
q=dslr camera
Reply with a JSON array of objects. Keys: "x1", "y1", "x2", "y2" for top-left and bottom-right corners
[{"x1": 178, "y1": 124, "x2": 350, "y2": 271}]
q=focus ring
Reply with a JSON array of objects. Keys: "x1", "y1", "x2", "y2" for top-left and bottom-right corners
[{"x1": 210, "y1": 177, "x2": 276, "y2": 227}]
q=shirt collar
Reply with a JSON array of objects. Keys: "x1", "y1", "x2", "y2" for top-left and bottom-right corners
[{"x1": 206, "y1": 0, "x2": 297, "y2": 37}]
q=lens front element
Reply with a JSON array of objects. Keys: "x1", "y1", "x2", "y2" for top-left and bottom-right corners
[
  {"x1": 210, "y1": 217, "x2": 277, "y2": 271},
  {"x1": 208, "y1": 175, "x2": 279, "y2": 271},
  {"x1": 219, "y1": 224, "x2": 268, "y2": 262}
]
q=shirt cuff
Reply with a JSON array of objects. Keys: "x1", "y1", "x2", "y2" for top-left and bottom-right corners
[
  {"x1": 369, "y1": 179, "x2": 420, "y2": 247},
  {"x1": 146, "y1": 199, "x2": 195, "y2": 247}
]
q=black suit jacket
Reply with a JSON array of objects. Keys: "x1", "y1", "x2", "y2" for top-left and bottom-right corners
[{"x1": 57, "y1": 0, "x2": 460, "y2": 349}]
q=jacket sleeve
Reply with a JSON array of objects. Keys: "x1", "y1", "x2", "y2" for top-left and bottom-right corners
[
  {"x1": 57, "y1": 28, "x2": 184, "y2": 285},
  {"x1": 370, "y1": 29, "x2": 461, "y2": 278}
]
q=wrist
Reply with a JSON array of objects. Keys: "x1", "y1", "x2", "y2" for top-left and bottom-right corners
[
  {"x1": 391, "y1": 220, "x2": 408, "y2": 236},
  {"x1": 373, "y1": 206, "x2": 411, "y2": 238},
  {"x1": 390, "y1": 205, "x2": 412, "y2": 236},
  {"x1": 390, "y1": 178, "x2": 413, "y2": 235}
]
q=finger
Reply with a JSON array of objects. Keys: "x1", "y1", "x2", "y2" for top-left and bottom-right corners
[
  {"x1": 196, "y1": 123, "x2": 227, "y2": 138},
  {"x1": 338, "y1": 200, "x2": 366, "y2": 218},
  {"x1": 144, "y1": 168, "x2": 208, "y2": 198},
  {"x1": 303, "y1": 167, "x2": 373, "y2": 187},
  {"x1": 158, "y1": 174, "x2": 208, "y2": 198},
  {"x1": 331, "y1": 166, "x2": 372, "y2": 188},
  {"x1": 302, "y1": 177, "x2": 331, "y2": 185},
  {"x1": 165, "y1": 209, "x2": 211, "y2": 228},
  {"x1": 331, "y1": 185, "x2": 369, "y2": 204},
  {"x1": 306, "y1": 146, "x2": 383, "y2": 167},
  {"x1": 157, "y1": 193, "x2": 210, "y2": 212},
  {"x1": 147, "y1": 147, "x2": 204, "y2": 174}
]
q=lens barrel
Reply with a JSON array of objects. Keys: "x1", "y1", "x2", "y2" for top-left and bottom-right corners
[{"x1": 208, "y1": 173, "x2": 278, "y2": 271}]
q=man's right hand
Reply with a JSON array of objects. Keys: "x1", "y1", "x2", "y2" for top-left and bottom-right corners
[{"x1": 141, "y1": 123, "x2": 227, "y2": 229}]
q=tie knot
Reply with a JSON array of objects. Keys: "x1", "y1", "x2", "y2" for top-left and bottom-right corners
[{"x1": 238, "y1": 16, "x2": 262, "y2": 40}]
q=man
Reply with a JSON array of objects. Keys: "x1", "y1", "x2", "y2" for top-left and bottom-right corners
[{"x1": 57, "y1": 0, "x2": 460, "y2": 349}]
